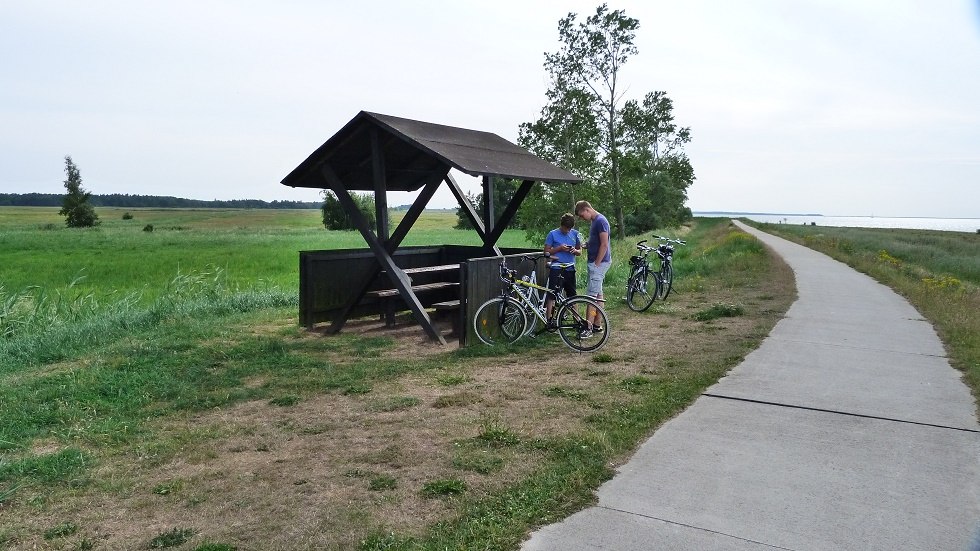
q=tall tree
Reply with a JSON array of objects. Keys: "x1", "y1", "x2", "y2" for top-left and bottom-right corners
[
  {"x1": 548, "y1": 3, "x2": 638, "y2": 239},
  {"x1": 519, "y1": 4, "x2": 694, "y2": 238},
  {"x1": 59, "y1": 155, "x2": 99, "y2": 228},
  {"x1": 619, "y1": 91, "x2": 695, "y2": 233}
]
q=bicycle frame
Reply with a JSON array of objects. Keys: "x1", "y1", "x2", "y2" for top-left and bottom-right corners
[
  {"x1": 509, "y1": 277, "x2": 560, "y2": 326},
  {"x1": 511, "y1": 267, "x2": 548, "y2": 314},
  {"x1": 501, "y1": 263, "x2": 582, "y2": 331},
  {"x1": 475, "y1": 261, "x2": 609, "y2": 351}
]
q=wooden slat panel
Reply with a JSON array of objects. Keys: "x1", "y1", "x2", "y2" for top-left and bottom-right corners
[{"x1": 462, "y1": 252, "x2": 547, "y2": 347}]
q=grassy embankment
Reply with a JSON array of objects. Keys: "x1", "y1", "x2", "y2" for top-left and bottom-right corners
[
  {"x1": 0, "y1": 208, "x2": 794, "y2": 550},
  {"x1": 746, "y1": 221, "x2": 980, "y2": 405}
]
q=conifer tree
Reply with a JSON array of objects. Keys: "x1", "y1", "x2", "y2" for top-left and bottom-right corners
[{"x1": 59, "y1": 155, "x2": 99, "y2": 227}]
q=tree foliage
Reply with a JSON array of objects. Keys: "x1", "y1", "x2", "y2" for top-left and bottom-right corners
[
  {"x1": 321, "y1": 190, "x2": 376, "y2": 231},
  {"x1": 518, "y1": 3, "x2": 695, "y2": 239},
  {"x1": 59, "y1": 156, "x2": 100, "y2": 228}
]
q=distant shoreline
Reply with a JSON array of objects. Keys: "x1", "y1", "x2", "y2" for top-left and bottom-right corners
[{"x1": 694, "y1": 211, "x2": 823, "y2": 217}]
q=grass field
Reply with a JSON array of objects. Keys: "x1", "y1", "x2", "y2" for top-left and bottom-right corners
[
  {"x1": 0, "y1": 207, "x2": 798, "y2": 549},
  {"x1": 0, "y1": 207, "x2": 527, "y2": 299},
  {"x1": 747, "y1": 221, "x2": 980, "y2": 408}
]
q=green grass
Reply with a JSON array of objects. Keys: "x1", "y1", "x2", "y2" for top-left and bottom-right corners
[
  {"x1": 149, "y1": 527, "x2": 195, "y2": 548},
  {"x1": 420, "y1": 478, "x2": 467, "y2": 498},
  {"x1": 43, "y1": 522, "x2": 78, "y2": 540},
  {"x1": 747, "y1": 221, "x2": 980, "y2": 406},
  {"x1": 693, "y1": 302, "x2": 745, "y2": 321},
  {"x1": 0, "y1": 207, "x2": 531, "y2": 299},
  {"x1": 368, "y1": 474, "x2": 398, "y2": 491}
]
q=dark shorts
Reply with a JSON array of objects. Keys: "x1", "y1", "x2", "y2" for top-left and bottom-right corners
[{"x1": 547, "y1": 267, "x2": 576, "y2": 299}]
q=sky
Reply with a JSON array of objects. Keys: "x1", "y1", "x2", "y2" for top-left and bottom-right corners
[{"x1": 2, "y1": 0, "x2": 979, "y2": 218}]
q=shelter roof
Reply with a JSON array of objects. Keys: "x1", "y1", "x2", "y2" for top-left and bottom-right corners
[{"x1": 281, "y1": 111, "x2": 582, "y2": 192}]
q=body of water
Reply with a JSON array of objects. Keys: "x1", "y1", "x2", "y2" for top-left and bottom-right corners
[{"x1": 695, "y1": 213, "x2": 980, "y2": 233}]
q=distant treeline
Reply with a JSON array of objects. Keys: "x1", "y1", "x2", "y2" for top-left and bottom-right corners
[{"x1": 0, "y1": 193, "x2": 321, "y2": 209}]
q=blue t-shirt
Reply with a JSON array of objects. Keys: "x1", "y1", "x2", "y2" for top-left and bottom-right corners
[
  {"x1": 545, "y1": 228, "x2": 581, "y2": 266},
  {"x1": 587, "y1": 214, "x2": 611, "y2": 263}
]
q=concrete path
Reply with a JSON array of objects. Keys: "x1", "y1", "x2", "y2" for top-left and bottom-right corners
[{"x1": 523, "y1": 221, "x2": 980, "y2": 550}]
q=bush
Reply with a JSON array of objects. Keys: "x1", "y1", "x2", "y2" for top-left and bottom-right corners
[
  {"x1": 122, "y1": 212, "x2": 134, "y2": 220},
  {"x1": 143, "y1": 224, "x2": 154, "y2": 232},
  {"x1": 321, "y1": 190, "x2": 376, "y2": 231}
]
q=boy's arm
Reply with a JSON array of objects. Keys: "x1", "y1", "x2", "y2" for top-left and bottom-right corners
[{"x1": 545, "y1": 232, "x2": 564, "y2": 256}]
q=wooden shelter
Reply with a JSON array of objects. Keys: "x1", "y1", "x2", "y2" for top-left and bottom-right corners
[{"x1": 281, "y1": 111, "x2": 581, "y2": 344}]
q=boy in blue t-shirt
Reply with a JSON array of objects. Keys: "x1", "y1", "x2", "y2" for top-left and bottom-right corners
[{"x1": 543, "y1": 213, "x2": 582, "y2": 321}]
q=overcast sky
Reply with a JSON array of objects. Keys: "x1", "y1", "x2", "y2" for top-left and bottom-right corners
[{"x1": 2, "y1": 1, "x2": 978, "y2": 217}]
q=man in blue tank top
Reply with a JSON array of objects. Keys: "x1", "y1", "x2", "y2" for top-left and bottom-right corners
[
  {"x1": 544, "y1": 213, "x2": 582, "y2": 322},
  {"x1": 575, "y1": 200, "x2": 610, "y2": 338}
]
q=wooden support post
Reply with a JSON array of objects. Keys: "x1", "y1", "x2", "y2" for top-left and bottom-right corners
[
  {"x1": 483, "y1": 175, "x2": 495, "y2": 234},
  {"x1": 320, "y1": 164, "x2": 446, "y2": 344},
  {"x1": 486, "y1": 179, "x2": 535, "y2": 248},
  {"x1": 371, "y1": 128, "x2": 389, "y2": 242},
  {"x1": 446, "y1": 173, "x2": 501, "y2": 256}
]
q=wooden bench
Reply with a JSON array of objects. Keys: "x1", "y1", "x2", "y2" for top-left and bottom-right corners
[{"x1": 366, "y1": 282, "x2": 460, "y2": 326}]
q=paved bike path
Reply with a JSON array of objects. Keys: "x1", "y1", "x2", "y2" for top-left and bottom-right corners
[{"x1": 523, "y1": 221, "x2": 980, "y2": 550}]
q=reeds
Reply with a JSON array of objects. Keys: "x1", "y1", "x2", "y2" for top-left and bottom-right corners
[{"x1": 0, "y1": 267, "x2": 293, "y2": 374}]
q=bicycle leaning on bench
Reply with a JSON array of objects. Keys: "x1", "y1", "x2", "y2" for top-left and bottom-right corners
[{"x1": 473, "y1": 257, "x2": 609, "y2": 352}]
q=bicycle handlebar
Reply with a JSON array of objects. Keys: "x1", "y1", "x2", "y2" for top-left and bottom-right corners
[
  {"x1": 520, "y1": 252, "x2": 553, "y2": 264},
  {"x1": 652, "y1": 235, "x2": 687, "y2": 246},
  {"x1": 498, "y1": 262, "x2": 517, "y2": 283}
]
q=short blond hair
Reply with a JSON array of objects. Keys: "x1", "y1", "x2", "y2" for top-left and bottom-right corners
[{"x1": 574, "y1": 200, "x2": 592, "y2": 215}]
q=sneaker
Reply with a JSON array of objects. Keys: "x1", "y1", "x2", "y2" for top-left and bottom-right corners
[
  {"x1": 578, "y1": 328, "x2": 593, "y2": 339},
  {"x1": 593, "y1": 325, "x2": 604, "y2": 333}
]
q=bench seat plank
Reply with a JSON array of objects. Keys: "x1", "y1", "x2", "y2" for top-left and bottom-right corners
[
  {"x1": 401, "y1": 263, "x2": 460, "y2": 275},
  {"x1": 366, "y1": 282, "x2": 459, "y2": 298}
]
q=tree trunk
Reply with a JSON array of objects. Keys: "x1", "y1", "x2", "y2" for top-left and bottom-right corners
[{"x1": 608, "y1": 105, "x2": 626, "y2": 240}]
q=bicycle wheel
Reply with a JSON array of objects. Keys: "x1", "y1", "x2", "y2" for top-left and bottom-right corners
[
  {"x1": 555, "y1": 296, "x2": 609, "y2": 352},
  {"x1": 626, "y1": 269, "x2": 657, "y2": 312},
  {"x1": 473, "y1": 297, "x2": 527, "y2": 345},
  {"x1": 657, "y1": 263, "x2": 673, "y2": 300}
]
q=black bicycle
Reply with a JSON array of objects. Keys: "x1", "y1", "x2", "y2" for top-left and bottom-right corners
[
  {"x1": 626, "y1": 240, "x2": 659, "y2": 312},
  {"x1": 651, "y1": 234, "x2": 686, "y2": 300}
]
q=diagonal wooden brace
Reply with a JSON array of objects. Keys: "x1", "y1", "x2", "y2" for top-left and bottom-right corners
[{"x1": 320, "y1": 164, "x2": 446, "y2": 344}]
